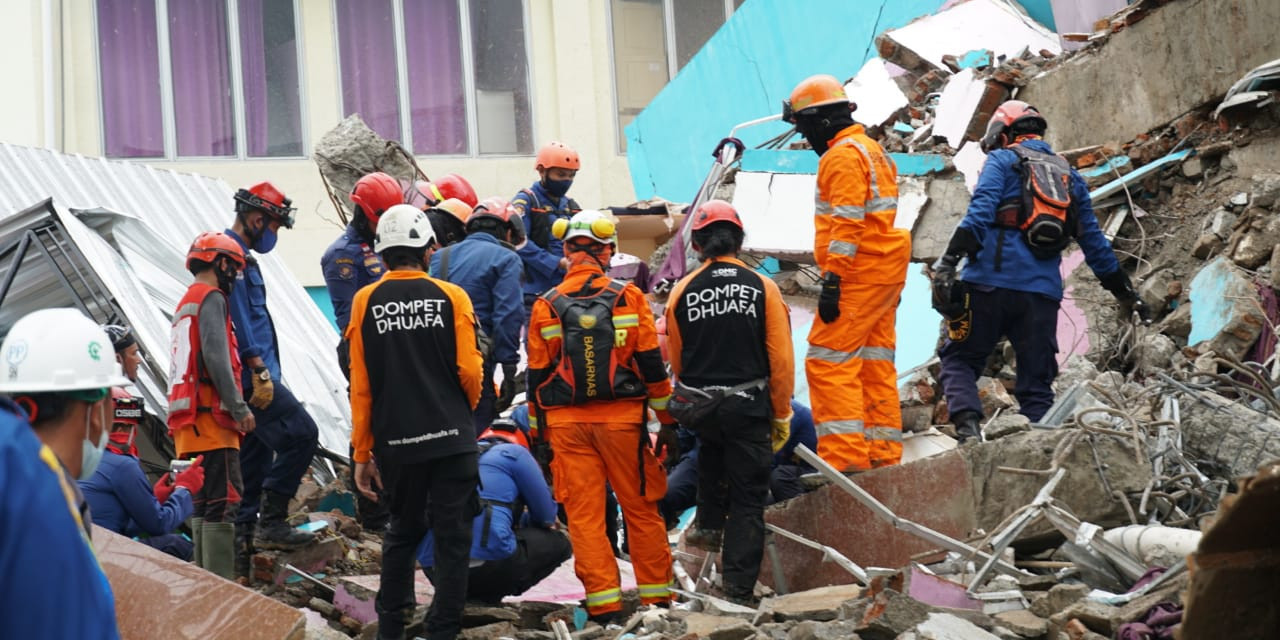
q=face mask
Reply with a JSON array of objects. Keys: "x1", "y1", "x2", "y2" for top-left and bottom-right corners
[
  {"x1": 215, "y1": 258, "x2": 237, "y2": 295},
  {"x1": 797, "y1": 120, "x2": 834, "y2": 156},
  {"x1": 107, "y1": 429, "x2": 138, "y2": 457},
  {"x1": 79, "y1": 401, "x2": 109, "y2": 481},
  {"x1": 542, "y1": 178, "x2": 573, "y2": 199},
  {"x1": 252, "y1": 227, "x2": 278, "y2": 253}
]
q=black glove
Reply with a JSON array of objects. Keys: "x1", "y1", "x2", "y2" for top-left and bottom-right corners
[
  {"x1": 930, "y1": 253, "x2": 963, "y2": 317},
  {"x1": 818, "y1": 272, "x2": 841, "y2": 324},
  {"x1": 653, "y1": 423, "x2": 680, "y2": 463},
  {"x1": 1099, "y1": 269, "x2": 1152, "y2": 322},
  {"x1": 496, "y1": 364, "x2": 519, "y2": 412}
]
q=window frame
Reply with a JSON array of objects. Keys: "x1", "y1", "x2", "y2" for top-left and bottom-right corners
[
  {"x1": 92, "y1": 0, "x2": 310, "y2": 162},
  {"x1": 332, "y1": 0, "x2": 536, "y2": 159},
  {"x1": 606, "y1": 0, "x2": 736, "y2": 154}
]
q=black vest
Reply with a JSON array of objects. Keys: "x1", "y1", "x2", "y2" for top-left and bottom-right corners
[{"x1": 674, "y1": 262, "x2": 771, "y2": 387}]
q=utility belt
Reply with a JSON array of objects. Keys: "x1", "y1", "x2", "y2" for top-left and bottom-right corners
[{"x1": 668, "y1": 378, "x2": 767, "y2": 427}]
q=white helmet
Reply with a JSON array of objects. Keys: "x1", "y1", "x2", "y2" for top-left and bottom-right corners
[
  {"x1": 374, "y1": 204, "x2": 437, "y2": 253},
  {"x1": 0, "y1": 308, "x2": 130, "y2": 394},
  {"x1": 553, "y1": 210, "x2": 617, "y2": 245}
]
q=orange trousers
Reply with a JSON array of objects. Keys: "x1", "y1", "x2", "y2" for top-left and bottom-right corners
[
  {"x1": 548, "y1": 421, "x2": 673, "y2": 615},
  {"x1": 806, "y1": 280, "x2": 905, "y2": 471}
]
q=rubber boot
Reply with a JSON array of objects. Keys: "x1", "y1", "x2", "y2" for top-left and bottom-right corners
[
  {"x1": 190, "y1": 517, "x2": 205, "y2": 567},
  {"x1": 253, "y1": 490, "x2": 315, "y2": 551},
  {"x1": 685, "y1": 527, "x2": 723, "y2": 552},
  {"x1": 235, "y1": 523, "x2": 255, "y2": 582},
  {"x1": 202, "y1": 522, "x2": 237, "y2": 580},
  {"x1": 953, "y1": 410, "x2": 982, "y2": 444}
]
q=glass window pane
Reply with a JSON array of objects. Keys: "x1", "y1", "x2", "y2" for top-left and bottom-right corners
[
  {"x1": 610, "y1": 0, "x2": 669, "y2": 150},
  {"x1": 168, "y1": 0, "x2": 237, "y2": 157},
  {"x1": 96, "y1": 0, "x2": 164, "y2": 158},
  {"x1": 673, "y1": 0, "x2": 725, "y2": 71},
  {"x1": 469, "y1": 0, "x2": 532, "y2": 155},
  {"x1": 238, "y1": 0, "x2": 304, "y2": 157},
  {"x1": 335, "y1": 0, "x2": 402, "y2": 141},
  {"x1": 403, "y1": 0, "x2": 467, "y2": 155}
]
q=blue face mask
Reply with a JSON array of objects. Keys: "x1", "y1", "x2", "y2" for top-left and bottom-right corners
[
  {"x1": 542, "y1": 178, "x2": 573, "y2": 199},
  {"x1": 252, "y1": 227, "x2": 278, "y2": 253},
  {"x1": 79, "y1": 401, "x2": 109, "y2": 481}
]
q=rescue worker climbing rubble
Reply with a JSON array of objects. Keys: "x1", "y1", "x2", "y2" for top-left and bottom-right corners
[
  {"x1": 167, "y1": 231, "x2": 255, "y2": 579},
  {"x1": 664, "y1": 200, "x2": 795, "y2": 605},
  {"x1": 785, "y1": 74, "x2": 911, "y2": 472},
  {"x1": 526, "y1": 210, "x2": 675, "y2": 626},
  {"x1": 0, "y1": 308, "x2": 125, "y2": 639},
  {"x1": 225, "y1": 182, "x2": 318, "y2": 573},
  {"x1": 931, "y1": 101, "x2": 1147, "y2": 442},
  {"x1": 515, "y1": 142, "x2": 584, "y2": 316},
  {"x1": 346, "y1": 204, "x2": 484, "y2": 640}
]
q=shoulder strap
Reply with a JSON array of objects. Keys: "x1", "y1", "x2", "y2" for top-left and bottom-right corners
[
  {"x1": 520, "y1": 188, "x2": 542, "y2": 210},
  {"x1": 437, "y1": 245, "x2": 453, "y2": 281}
]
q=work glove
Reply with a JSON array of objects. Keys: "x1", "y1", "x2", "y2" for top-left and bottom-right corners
[
  {"x1": 249, "y1": 367, "x2": 274, "y2": 410},
  {"x1": 172, "y1": 454, "x2": 206, "y2": 495},
  {"x1": 496, "y1": 364, "x2": 519, "y2": 412},
  {"x1": 1099, "y1": 270, "x2": 1153, "y2": 323},
  {"x1": 771, "y1": 415, "x2": 792, "y2": 454},
  {"x1": 653, "y1": 423, "x2": 680, "y2": 463},
  {"x1": 153, "y1": 473, "x2": 175, "y2": 503},
  {"x1": 817, "y1": 272, "x2": 841, "y2": 324},
  {"x1": 930, "y1": 253, "x2": 963, "y2": 318}
]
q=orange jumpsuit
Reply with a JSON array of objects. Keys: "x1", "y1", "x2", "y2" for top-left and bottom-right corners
[
  {"x1": 527, "y1": 262, "x2": 674, "y2": 615},
  {"x1": 807, "y1": 124, "x2": 911, "y2": 471}
]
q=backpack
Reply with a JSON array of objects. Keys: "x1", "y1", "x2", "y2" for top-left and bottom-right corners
[
  {"x1": 995, "y1": 144, "x2": 1079, "y2": 261},
  {"x1": 534, "y1": 275, "x2": 647, "y2": 408}
]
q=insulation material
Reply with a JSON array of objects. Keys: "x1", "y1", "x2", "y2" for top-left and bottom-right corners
[
  {"x1": 882, "y1": 0, "x2": 1062, "y2": 70},
  {"x1": 847, "y1": 58, "x2": 911, "y2": 127},
  {"x1": 732, "y1": 172, "x2": 818, "y2": 257},
  {"x1": 933, "y1": 69, "x2": 989, "y2": 149}
]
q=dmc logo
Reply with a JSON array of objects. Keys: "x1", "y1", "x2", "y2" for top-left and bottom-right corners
[
  {"x1": 578, "y1": 315, "x2": 597, "y2": 329},
  {"x1": 88, "y1": 341, "x2": 102, "y2": 361},
  {"x1": 711, "y1": 268, "x2": 736, "y2": 278}
]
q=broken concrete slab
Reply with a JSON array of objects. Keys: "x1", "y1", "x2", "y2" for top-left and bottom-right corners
[
  {"x1": 982, "y1": 413, "x2": 1031, "y2": 441},
  {"x1": 314, "y1": 115, "x2": 419, "y2": 221},
  {"x1": 993, "y1": 609, "x2": 1049, "y2": 638},
  {"x1": 1187, "y1": 256, "x2": 1265, "y2": 358},
  {"x1": 852, "y1": 588, "x2": 931, "y2": 640},
  {"x1": 877, "y1": 0, "x2": 1061, "y2": 73},
  {"x1": 1049, "y1": 600, "x2": 1118, "y2": 637},
  {"x1": 1029, "y1": 583, "x2": 1090, "y2": 619},
  {"x1": 847, "y1": 57, "x2": 911, "y2": 128},
  {"x1": 682, "y1": 613, "x2": 755, "y2": 638},
  {"x1": 254, "y1": 536, "x2": 347, "y2": 586},
  {"x1": 92, "y1": 526, "x2": 306, "y2": 639},
  {"x1": 915, "y1": 612, "x2": 1002, "y2": 640},
  {"x1": 760, "y1": 584, "x2": 864, "y2": 622},
  {"x1": 910, "y1": 177, "x2": 971, "y2": 263}
]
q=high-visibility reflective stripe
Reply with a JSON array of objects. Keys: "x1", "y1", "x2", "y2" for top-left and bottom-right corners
[
  {"x1": 832, "y1": 204, "x2": 866, "y2": 220},
  {"x1": 815, "y1": 199, "x2": 832, "y2": 216},
  {"x1": 865, "y1": 196, "x2": 897, "y2": 213},
  {"x1": 170, "y1": 397, "x2": 192, "y2": 411},
  {"x1": 540, "y1": 324, "x2": 562, "y2": 339},
  {"x1": 650, "y1": 393, "x2": 670, "y2": 410},
  {"x1": 867, "y1": 426, "x2": 903, "y2": 442},
  {"x1": 613, "y1": 314, "x2": 640, "y2": 328},
  {"x1": 637, "y1": 583, "x2": 672, "y2": 599},
  {"x1": 816, "y1": 419, "x2": 865, "y2": 436},
  {"x1": 844, "y1": 138, "x2": 885, "y2": 200},
  {"x1": 585, "y1": 587, "x2": 622, "y2": 607},
  {"x1": 828, "y1": 240, "x2": 858, "y2": 258},
  {"x1": 855, "y1": 346, "x2": 895, "y2": 362},
  {"x1": 528, "y1": 414, "x2": 539, "y2": 429},
  {"x1": 806, "y1": 344, "x2": 854, "y2": 364}
]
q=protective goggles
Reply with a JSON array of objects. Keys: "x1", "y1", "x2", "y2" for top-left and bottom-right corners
[
  {"x1": 234, "y1": 189, "x2": 297, "y2": 228},
  {"x1": 551, "y1": 217, "x2": 617, "y2": 242}
]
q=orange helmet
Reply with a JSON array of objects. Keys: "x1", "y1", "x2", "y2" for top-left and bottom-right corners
[
  {"x1": 469, "y1": 197, "x2": 514, "y2": 225},
  {"x1": 783, "y1": 74, "x2": 850, "y2": 123},
  {"x1": 112, "y1": 387, "x2": 144, "y2": 426},
  {"x1": 690, "y1": 199, "x2": 743, "y2": 231},
  {"x1": 186, "y1": 231, "x2": 246, "y2": 272},
  {"x1": 980, "y1": 100, "x2": 1047, "y2": 152},
  {"x1": 350, "y1": 172, "x2": 404, "y2": 224},
  {"x1": 478, "y1": 418, "x2": 530, "y2": 449},
  {"x1": 535, "y1": 142, "x2": 580, "y2": 172},
  {"x1": 234, "y1": 182, "x2": 296, "y2": 228},
  {"x1": 432, "y1": 174, "x2": 479, "y2": 208},
  {"x1": 430, "y1": 198, "x2": 473, "y2": 226}
]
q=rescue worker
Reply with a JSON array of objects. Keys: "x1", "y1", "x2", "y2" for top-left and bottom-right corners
[
  {"x1": 225, "y1": 182, "x2": 319, "y2": 566},
  {"x1": 321, "y1": 171, "x2": 401, "y2": 531},
  {"x1": 526, "y1": 210, "x2": 675, "y2": 625},
  {"x1": 514, "y1": 142, "x2": 583, "y2": 315},
  {"x1": 417, "y1": 418, "x2": 572, "y2": 604},
  {"x1": 430, "y1": 197, "x2": 525, "y2": 429},
  {"x1": 425, "y1": 198, "x2": 474, "y2": 248},
  {"x1": 168, "y1": 231, "x2": 256, "y2": 579},
  {"x1": 785, "y1": 74, "x2": 911, "y2": 472},
  {"x1": 410, "y1": 173, "x2": 480, "y2": 209},
  {"x1": 347, "y1": 204, "x2": 484, "y2": 640},
  {"x1": 664, "y1": 200, "x2": 795, "y2": 604},
  {"x1": 80, "y1": 388, "x2": 204, "y2": 560},
  {"x1": 0, "y1": 308, "x2": 124, "y2": 639},
  {"x1": 104, "y1": 323, "x2": 143, "y2": 382},
  {"x1": 770, "y1": 402, "x2": 817, "y2": 502},
  {"x1": 932, "y1": 101, "x2": 1147, "y2": 441}
]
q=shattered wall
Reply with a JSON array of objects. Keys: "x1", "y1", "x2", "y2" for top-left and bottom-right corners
[{"x1": 1021, "y1": 0, "x2": 1280, "y2": 149}]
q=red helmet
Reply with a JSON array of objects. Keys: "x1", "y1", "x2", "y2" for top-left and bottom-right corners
[
  {"x1": 350, "y1": 172, "x2": 404, "y2": 225},
  {"x1": 470, "y1": 197, "x2": 515, "y2": 225},
  {"x1": 186, "y1": 231, "x2": 246, "y2": 272},
  {"x1": 690, "y1": 199, "x2": 743, "y2": 231},
  {"x1": 478, "y1": 418, "x2": 530, "y2": 449},
  {"x1": 535, "y1": 142, "x2": 580, "y2": 172},
  {"x1": 234, "y1": 182, "x2": 296, "y2": 228},
  {"x1": 431, "y1": 174, "x2": 479, "y2": 208},
  {"x1": 980, "y1": 100, "x2": 1047, "y2": 152},
  {"x1": 112, "y1": 387, "x2": 144, "y2": 426}
]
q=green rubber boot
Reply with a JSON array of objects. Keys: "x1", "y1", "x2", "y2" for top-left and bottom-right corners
[
  {"x1": 190, "y1": 517, "x2": 205, "y2": 568},
  {"x1": 201, "y1": 522, "x2": 237, "y2": 580}
]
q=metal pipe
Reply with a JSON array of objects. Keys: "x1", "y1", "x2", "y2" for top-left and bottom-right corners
[{"x1": 766, "y1": 523, "x2": 868, "y2": 584}]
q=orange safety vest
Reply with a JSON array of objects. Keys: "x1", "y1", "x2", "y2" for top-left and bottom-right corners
[{"x1": 166, "y1": 282, "x2": 242, "y2": 434}]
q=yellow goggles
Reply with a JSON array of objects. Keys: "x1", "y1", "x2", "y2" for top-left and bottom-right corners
[{"x1": 551, "y1": 217, "x2": 617, "y2": 242}]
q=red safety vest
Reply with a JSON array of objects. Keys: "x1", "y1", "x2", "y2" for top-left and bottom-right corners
[{"x1": 166, "y1": 282, "x2": 242, "y2": 433}]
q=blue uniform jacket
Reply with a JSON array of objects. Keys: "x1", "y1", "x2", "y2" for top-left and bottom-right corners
[
  {"x1": 80, "y1": 450, "x2": 193, "y2": 539},
  {"x1": 226, "y1": 229, "x2": 282, "y2": 380},
  {"x1": 0, "y1": 399, "x2": 119, "y2": 639},
  {"x1": 418, "y1": 442, "x2": 557, "y2": 565},
  {"x1": 958, "y1": 139, "x2": 1120, "y2": 300},
  {"x1": 320, "y1": 224, "x2": 386, "y2": 331},
  {"x1": 430, "y1": 233, "x2": 524, "y2": 365},
  {"x1": 776, "y1": 401, "x2": 817, "y2": 467},
  {"x1": 513, "y1": 183, "x2": 575, "y2": 299}
]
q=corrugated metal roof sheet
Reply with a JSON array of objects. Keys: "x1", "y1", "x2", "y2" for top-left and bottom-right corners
[{"x1": 0, "y1": 144, "x2": 350, "y2": 457}]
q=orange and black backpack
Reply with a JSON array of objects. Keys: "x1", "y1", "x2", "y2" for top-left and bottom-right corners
[{"x1": 994, "y1": 144, "x2": 1079, "y2": 265}]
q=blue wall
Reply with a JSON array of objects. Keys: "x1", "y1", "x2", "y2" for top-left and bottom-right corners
[
  {"x1": 1015, "y1": 0, "x2": 1057, "y2": 30},
  {"x1": 307, "y1": 286, "x2": 338, "y2": 332},
  {"x1": 625, "y1": 0, "x2": 948, "y2": 202}
]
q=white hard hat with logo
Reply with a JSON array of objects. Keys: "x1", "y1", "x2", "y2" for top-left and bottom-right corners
[
  {"x1": 0, "y1": 308, "x2": 130, "y2": 393},
  {"x1": 374, "y1": 204, "x2": 438, "y2": 253}
]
